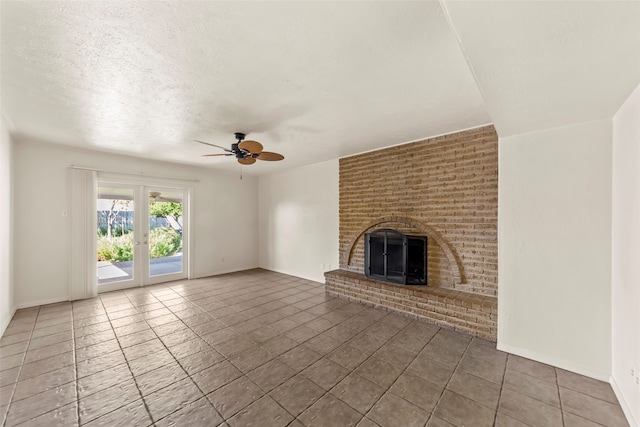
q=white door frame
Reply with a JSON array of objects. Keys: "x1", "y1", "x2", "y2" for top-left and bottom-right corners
[{"x1": 96, "y1": 176, "x2": 192, "y2": 293}]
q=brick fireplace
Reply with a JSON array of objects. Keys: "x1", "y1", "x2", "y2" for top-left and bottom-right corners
[{"x1": 325, "y1": 125, "x2": 498, "y2": 340}]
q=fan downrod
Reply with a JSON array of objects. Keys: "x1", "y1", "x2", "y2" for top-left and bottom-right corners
[{"x1": 234, "y1": 133, "x2": 246, "y2": 142}]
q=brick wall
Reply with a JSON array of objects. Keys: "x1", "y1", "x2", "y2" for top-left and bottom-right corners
[{"x1": 339, "y1": 125, "x2": 498, "y2": 296}]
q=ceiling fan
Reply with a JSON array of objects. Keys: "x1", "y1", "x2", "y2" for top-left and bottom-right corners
[
  {"x1": 149, "y1": 192, "x2": 181, "y2": 204},
  {"x1": 196, "y1": 133, "x2": 284, "y2": 165}
]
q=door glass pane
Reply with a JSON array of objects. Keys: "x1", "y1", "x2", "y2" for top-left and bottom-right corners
[
  {"x1": 148, "y1": 190, "x2": 183, "y2": 277},
  {"x1": 97, "y1": 186, "x2": 135, "y2": 285}
]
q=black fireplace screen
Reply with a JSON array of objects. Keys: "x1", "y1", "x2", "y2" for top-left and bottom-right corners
[{"x1": 364, "y1": 228, "x2": 427, "y2": 285}]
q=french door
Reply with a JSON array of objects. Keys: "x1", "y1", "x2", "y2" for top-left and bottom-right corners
[{"x1": 97, "y1": 182, "x2": 189, "y2": 292}]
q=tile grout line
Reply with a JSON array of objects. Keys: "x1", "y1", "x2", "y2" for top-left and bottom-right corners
[
  {"x1": 492, "y1": 349, "x2": 510, "y2": 426},
  {"x1": 321, "y1": 315, "x2": 438, "y2": 426},
  {"x1": 422, "y1": 332, "x2": 473, "y2": 427},
  {"x1": 100, "y1": 292, "x2": 155, "y2": 427},
  {"x1": 3, "y1": 306, "x2": 40, "y2": 427},
  {"x1": 71, "y1": 301, "x2": 80, "y2": 426}
]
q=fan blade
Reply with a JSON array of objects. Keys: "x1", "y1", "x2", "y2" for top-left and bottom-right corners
[
  {"x1": 238, "y1": 140, "x2": 263, "y2": 154},
  {"x1": 157, "y1": 196, "x2": 182, "y2": 203},
  {"x1": 238, "y1": 157, "x2": 256, "y2": 165},
  {"x1": 257, "y1": 151, "x2": 284, "y2": 161},
  {"x1": 202, "y1": 153, "x2": 232, "y2": 157},
  {"x1": 195, "y1": 140, "x2": 233, "y2": 152}
]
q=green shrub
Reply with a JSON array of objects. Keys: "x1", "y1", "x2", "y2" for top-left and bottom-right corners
[
  {"x1": 149, "y1": 227, "x2": 182, "y2": 258},
  {"x1": 97, "y1": 233, "x2": 133, "y2": 262},
  {"x1": 96, "y1": 228, "x2": 181, "y2": 262}
]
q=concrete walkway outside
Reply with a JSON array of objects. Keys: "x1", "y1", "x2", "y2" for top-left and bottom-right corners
[{"x1": 97, "y1": 253, "x2": 183, "y2": 284}]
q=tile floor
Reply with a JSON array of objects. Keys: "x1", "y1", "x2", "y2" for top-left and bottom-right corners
[{"x1": 0, "y1": 269, "x2": 629, "y2": 427}]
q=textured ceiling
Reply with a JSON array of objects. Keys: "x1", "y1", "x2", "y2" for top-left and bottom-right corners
[{"x1": 1, "y1": 1, "x2": 638, "y2": 174}]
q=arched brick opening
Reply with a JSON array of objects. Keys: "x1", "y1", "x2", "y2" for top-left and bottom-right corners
[{"x1": 341, "y1": 215, "x2": 465, "y2": 285}]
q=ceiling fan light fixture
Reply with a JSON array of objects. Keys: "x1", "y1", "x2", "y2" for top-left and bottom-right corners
[{"x1": 196, "y1": 132, "x2": 285, "y2": 166}]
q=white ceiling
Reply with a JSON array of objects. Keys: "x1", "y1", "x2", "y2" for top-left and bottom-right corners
[{"x1": 1, "y1": 1, "x2": 638, "y2": 175}]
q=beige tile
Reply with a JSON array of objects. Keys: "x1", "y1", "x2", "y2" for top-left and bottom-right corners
[
  {"x1": 302, "y1": 358, "x2": 349, "y2": 390},
  {"x1": 447, "y1": 369, "x2": 501, "y2": 409},
  {"x1": 407, "y1": 355, "x2": 455, "y2": 387},
  {"x1": 299, "y1": 393, "x2": 362, "y2": 427},
  {"x1": 331, "y1": 373, "x2": 385, "y2": 414},
  {"x1": 168, "y1": 337, "x2": 212, "y2": 359},
  {"x1": 207, "y1": 376, "x2": 264, "y2": 419},
  {"x1": 503, "y1": 366, "x2": 560, "y2": 407},
  {"x1": 0, "y1": 367, "x2": 20, "y2": 387},
  {"x1": 260, "y1": 335, "x2": 299, "y2": 356},
  {"x1": 355, "y1": 356, "x2": 402, "y2": 388},
  {"x1": 466, "y1": 338, "x2": 508, "y2": 365},
  {"x1": 507, "y1": 354, "x2": 556, "y2": 383},
  {"x1": 5, "y1": 381, "x2": 76, "y2": 426},
  {"x1": 78, "y1": 363, "x2": 132, "y2": 398},
  {"x1": 135, "y1": 362, "x2": 188, "y2": 396},
  {"x1": 563, "y1": 411, "x2": 606, "y2": 427},
  {"x1": 128, "y1": 349, "x2": 175, "y2": 377},
  {"x1": 83, "y1": 399, "x2": 151, "y2": 427},
  {"x1": 75, "y1": 339, "x2": 121, "y2": 362},
  {"x1": 327, "y1": 343, "x2": 369, "y2": 370},
  {"x1": 192, "y1": 360, "x2": 243, "y2": 394},
  {"x1": 0, "y1": 383, "x2": 13, "y2": 407},
  {"x1": 80, "y1": 379, "x2": 140, "y2": 424},
  {"x1": 374, "y1": 342, "x2": 417, "y2": 369},
  {"x1": 155, "y1": 396, "x2": 222, "y2": 427},
  {"x1": 228, "y1": 346, "x2": 273, "y2": 373},
  {"x1": 0, "y1": 354, "x2": 25, "y2": 371},
  {"x1": 215, "y1": 335, "x2": 256, "y2": 357},
  {"x1": 368, "y1": 392, "x2": 430, "y2": 427},
  {"x1": 458, "y1": 353, "x2": 505, "y2": 384},
  {"x1": 278, "y1": 345, "x2": 322, "y2": 372},
  {"x1": 18, "y1": 351, "x2": 74, "y2": 380},
  {"x1": 419, "y1": 344, "x2": 464, "y2": 369},
  {"x1": 74, "y1": 329, "x2": 116, "y2": 349},
  {"x1": 122, "y1": 338, "x2": 165, "y2": 362},
  {"x1": 494, "y1": 412, "x2": 529, "y2": 426},
  {"x1": 144, "y1": 377, "x2": 203, "y2": 422},
  {"x1": 0, "y1": 341, "x2": 29, "y2": 358},
  {"x1": 426, "y1": 416, "x2": 455, "y2": 427},
  {"x1": 433, "y1": 390, "x2": 495, "y2": 427},
  {"x1": 559, "y1": 386, "x2": 628, "y2": 426},
  {"x1": 556, "y1": 368, "x2": 618, "y2": 404},
  {"x1": 304, "y1": 333, "x2": 342, "y2": 355},
  {"x1": 270, "y1": 374, "x2": 325, "y2": 416},
  {"x1": 498, "y1": 388, "x2": 563, "y2": 426},
  {"x1": 0, "y1": 332, "x2": 31, "y2": 348},
  {"x1": 16, "y1": 401, "x2": 78, "y2": 427},
  {"x1": 177, "y1": 347, "x2": 225, "y2": 376},
  {"x1": 389, "y1": 372, "x2": 443, "y2": 412},
  {"x1": 247, "y1": 359, "x2": 297, "y2": 392},
  {"x1": 227, "y1": 395, "x2": 294, "y2": 427},
  {"x1": 13, "y1": 365, "x2": 75, "y2": 401},
  {"x1": 356, "y1": 417, "x2": 381, "y2": 427}
]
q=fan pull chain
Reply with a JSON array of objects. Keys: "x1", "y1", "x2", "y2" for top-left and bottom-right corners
[{"x1": 240, "y1": 165, "x2": 243, "y2": 180}]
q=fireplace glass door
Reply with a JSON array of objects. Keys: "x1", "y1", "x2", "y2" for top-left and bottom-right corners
[{"x1": 364, "y1": 228, "x2": 427, "y2": 285}]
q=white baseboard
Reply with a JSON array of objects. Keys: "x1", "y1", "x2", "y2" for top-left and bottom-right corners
[
  {"x1": 257, "y1": 266, "x2": 325, "y2": 284},
  {"x1": 16, "y1": 296, "x2": 69, "y2": 310},
  {"x1": 611, "y1": 376, "x2": 639, "y2": 427},
  {"x1": 0, "y1": 306, "x2": 17, "y2": 337},
  {"x1": 496, "y1": 342, "x2": 610, "y2": 382}
]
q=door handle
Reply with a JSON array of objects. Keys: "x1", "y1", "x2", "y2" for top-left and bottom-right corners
[
  {"x1": 135, "y1": 241, "x2": 141, "y2": 246},
  {"x1": 143, "y1": 241, "x2": 149, "y2": 244}
]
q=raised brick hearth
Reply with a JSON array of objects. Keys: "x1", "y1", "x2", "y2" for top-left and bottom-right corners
[
  {"x1": 331, "y1": 125, "x2": 499, "y2": 340},
  {"x1": 325, "y1": 270, "x2": 497, "y2": 340}
]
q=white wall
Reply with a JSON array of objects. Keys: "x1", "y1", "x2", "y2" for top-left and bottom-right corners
[
  {"x1": 258, "y1": 160, "x2": 339, "y2": 283},
  {"x1": 0, "y1": 119, "x2": 14, "y2": 335},
  {"x1": 611, "y1": 84, "x2": 640, "y2": 426},
  {"x1": 13, "y1": 140, "x2": 258, "y2": 308},
  {"x1": 498, "y1": 119, "x2": 612, "y2": 380}
]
